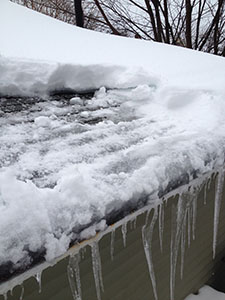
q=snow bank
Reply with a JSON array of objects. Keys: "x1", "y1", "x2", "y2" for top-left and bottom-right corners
[
  {"x1": 0, "y1": 57, "x2": 154, "y2": 96},
  {"x1": 0, "y1": 0, "x2": 225, "y2": 274},
  {"x1": 0, "y1": 0, "x2": 225, "y2": 95},
  {"x1": 185, "y1": 286, "x2": 225, "y2": 300}
]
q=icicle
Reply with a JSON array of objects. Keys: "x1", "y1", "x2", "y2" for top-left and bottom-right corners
[
  {"x1": 133, "y1": 216, "x2": 137, "y2": 229},
  {"x1": 130, "y1": 216, "x2": 137, "y2": 230},
  {"x1": 110, "y1": 229, "x2": 115, "y2": 261},
  {"x1": 19, "y1": 285, "x2": 24, "y2": 300},
  {"x1": 10, "y1": 288, "x2": 13, "y2": 296},
  {"x1": 203, "y1": 180, "x2": 208, "y2": 205},
  {"x1": 170, "y1": 185, "x2": 201, "y2": 300},
  {"x1": 191, "y1": 192, "x2": 197, "y2": 241},
  {"x1": 80, "y1": 247, "x2": 86, "y2": 260},
  {"x1": 187, "y1": 207, "x2": 191, "y2": 248},
  {"x1": 213, "y1": 170, "x2": 225, "y2": 259},
  {"x1": 208, "y1": 176, "x2": 213, "y2": 191},
  {"x1": 158, "y1": 203, "x2": 164, "y2": 253},
  {"x1": 3, "y1": 292, "x2": 7, "y2": 300},
  {"x1": 121, "y1": 222, "x2": 127, "y2": 247},
  {"x1": 35, "y1": 271, "x2": 42, "y2": 293},
  {"x1": 130, "y1": 219, "x2": 133, "y2": 230},
  {"x1": 180, "y1": 210, "x2": 187, "y2": 279},
  {"x1": 91, "y1": 242, "x2": 104, "y2": 300},
  {"x1": 67, "y1": 252, "x2": 82, "y2": 300},
  {"x1": 142, "y1": 208, "x2": 158, "y2": 300},
  {"x1": 170, "y1": 201, "x2": 178, "y2": 300},
  {"x1": 170, "y1": 193, "x2": 189, "y2": 300}
]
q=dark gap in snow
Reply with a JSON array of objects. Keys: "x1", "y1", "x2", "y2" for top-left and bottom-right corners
[
  {"x1": 158, "y1": 168, "x2": 201, "y2": 199},
  {"x1": 81, "y1": 116, "x2": 107, "y2": 125},
  {"x1": 105, "y1": 194, "x2": 149, "y2": 226},
  {"x1": 158, "y1": 173, "x2": 190, "y2": 198},
  {"x1": 49, "y1": 88, "x2": 96, "y2": 98},
  {"x1": 0, "y1": 96, "x2": 45, "y2": 113}
]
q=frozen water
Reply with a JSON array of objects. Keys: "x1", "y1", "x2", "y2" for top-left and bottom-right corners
[
  {"x1": 67, "y1": 252, "x2": 82, "y2": 300},
  {"x1": 213, "y1": 169, "x2": 225, "y2": 259},
  {"x1": 121, "y1": 222, "x2": 127, "y2": 247},
  {"x1": 158, "y1": 203, "x2": 164, "y2": 253},
  {"x1": 91, "y1": 242, "x2": 104, "y2": 300},
  {"x1": 203, "y1": 180, "x2": 208, "y2": 205},
  {"x1": 19, "y1": 285, "x2": 24, "y2": 300},
  {"x1": 170, "y1": 187, "x2": 200, "y2": 300},
  {"x1": 110, "y1": 229, "x2": 115, "y2": 261},
  {"x1": 129, "y1": 215, "x2": 137, "y2": 230},
  {"x1": 131, "y1": 216, "x2": 137, "y2": 230},
  {"x1": 142, "y1": 208, "x2": 158, "y2": 300},
  {"x1": 191, "y1": 189, "x2": 198, "y2": 241},
  {"x1": 34, "y1": 271, "x2": 42, "y2": 293},
  {"x1": 187, "y1": 206, "x2": 191, "y2": 248},
  {"x1": 80, "y1": 248, "x2": 86, "y2": 260},
  {"x1": 180, "y1": 208, "x2": 187, "y2": 279}
]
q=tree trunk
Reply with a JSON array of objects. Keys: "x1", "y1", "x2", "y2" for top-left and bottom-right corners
[
  {"x1": 163, "y1": 0, "x2": 170, "y2": 43},
  {"x1": 185, "y1": 0, "x2": 192, "y2": 48},
  {"x1": 198, "y1": 0, "x2": 224, "y2": 51},
  {"x1": 152, "y1": 0, "x2": 163, "y2": 42},
  {"x1": 74, "y1": 0, "x2": 84, "y2": 28},
  {"x1": 213, "y1": 0, "x2": 224, "y2": 54},
  {"x1": 144, "y1": 0, "x2": 158, "y2": 41}
]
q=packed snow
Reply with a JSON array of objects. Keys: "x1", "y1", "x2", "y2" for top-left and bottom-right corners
[
  {"x1": 185, "y1": 286, "x2": 225, "y2": 300},
  {"x1": 0, "y1": 0, "x2": 225, "y2": 278}
]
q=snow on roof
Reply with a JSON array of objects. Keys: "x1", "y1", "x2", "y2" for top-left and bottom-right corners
[
  {"x1": 0, "y1": 0, "x2": 225, "y2": 276},
  {"x1": 0, "y1": 0, "x2": 224, "y2": 95}
]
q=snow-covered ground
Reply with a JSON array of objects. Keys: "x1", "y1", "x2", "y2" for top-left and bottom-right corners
[
  {"x1": 185, "y1": 286, "x2": 225, "y2": 300},
  {"x1": 0, "y1": 0, "x2": 225, "y2": 276}
]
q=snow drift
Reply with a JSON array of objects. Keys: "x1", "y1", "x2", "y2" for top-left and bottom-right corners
[{"x1": 0, "y1": 0, "x2": 225, "y2": 95}]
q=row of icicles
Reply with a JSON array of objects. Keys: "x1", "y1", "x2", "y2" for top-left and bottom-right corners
[
  {"x1": 67, "y1": 170, "x2": 224, "y2": 300},
  {"x1": 2, "y1": 170, "x2": 224, "y2": 300}
]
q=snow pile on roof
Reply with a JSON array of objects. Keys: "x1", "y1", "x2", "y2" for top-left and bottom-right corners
[
  {"x1": 0, "y1": 0, "x2": 225, "y2": 272},
  {"x1": 185, "y1": 286, "x2": 225, "y2": 300},
  {"x1": 0, "y1": 0, "x2": 224, "y2": 96}
]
